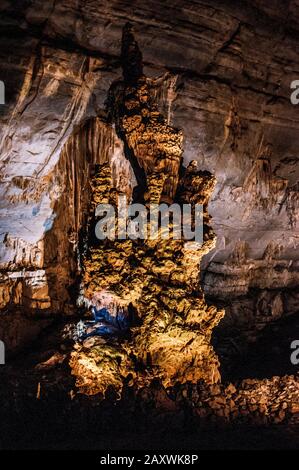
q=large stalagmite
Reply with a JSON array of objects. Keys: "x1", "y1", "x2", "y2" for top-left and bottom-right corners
[{"x1": 70, "y1": 24, "x2": 224, "y2": 397}]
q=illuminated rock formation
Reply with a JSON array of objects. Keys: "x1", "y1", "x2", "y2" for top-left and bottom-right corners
[{"x1": 70, "y1": 25, "x2": 224, "y2": 397}]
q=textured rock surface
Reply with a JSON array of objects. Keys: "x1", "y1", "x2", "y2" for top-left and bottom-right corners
[
  {"x1": 0, "y1": 0, "x2": 298, "y2": 353},
  {"x1": 69, "y1": 26, "x2": 224, "y2": 395}
]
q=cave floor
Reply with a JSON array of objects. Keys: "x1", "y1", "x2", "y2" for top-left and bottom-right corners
[{"x1": 0, "y1": 318, "x2": 299, "y2": 450}]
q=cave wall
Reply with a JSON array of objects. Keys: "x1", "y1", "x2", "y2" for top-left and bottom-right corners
[{"x1": 0, "y1": 0, "x2": 299, "y2": 350}]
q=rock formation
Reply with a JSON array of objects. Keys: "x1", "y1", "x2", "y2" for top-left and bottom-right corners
[{"x1": 70, "y1": 24, "x2": 224, "y2": 396}]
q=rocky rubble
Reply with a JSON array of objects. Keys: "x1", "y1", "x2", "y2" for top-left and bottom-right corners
[{"x1": 190, "y1": 375, "x2": 299, "y2": 425}]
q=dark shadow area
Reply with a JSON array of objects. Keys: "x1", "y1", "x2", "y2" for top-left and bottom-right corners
[
  {"x1": 226, "y1": 313, "x2": 299, "y2": 381},
  {"x1": 212, "y1": 311, "x2": 299, "y2": 382}
]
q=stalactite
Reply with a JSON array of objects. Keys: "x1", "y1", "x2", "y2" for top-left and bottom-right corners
[
  {"x1": 242, "y1": 144, "x2": 288, "y2": 218},
  {"x1": 286, "y1": 182, "x2": 299, "y2": 228}
]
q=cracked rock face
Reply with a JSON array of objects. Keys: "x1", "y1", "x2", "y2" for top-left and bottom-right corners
[{"x1": 0, "y1": 0, "x2": 298, "y2": 354}]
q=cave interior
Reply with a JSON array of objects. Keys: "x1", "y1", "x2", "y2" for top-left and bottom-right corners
[{"x1": 0, "y1": 0, "x2": 299, "y2": 451}]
